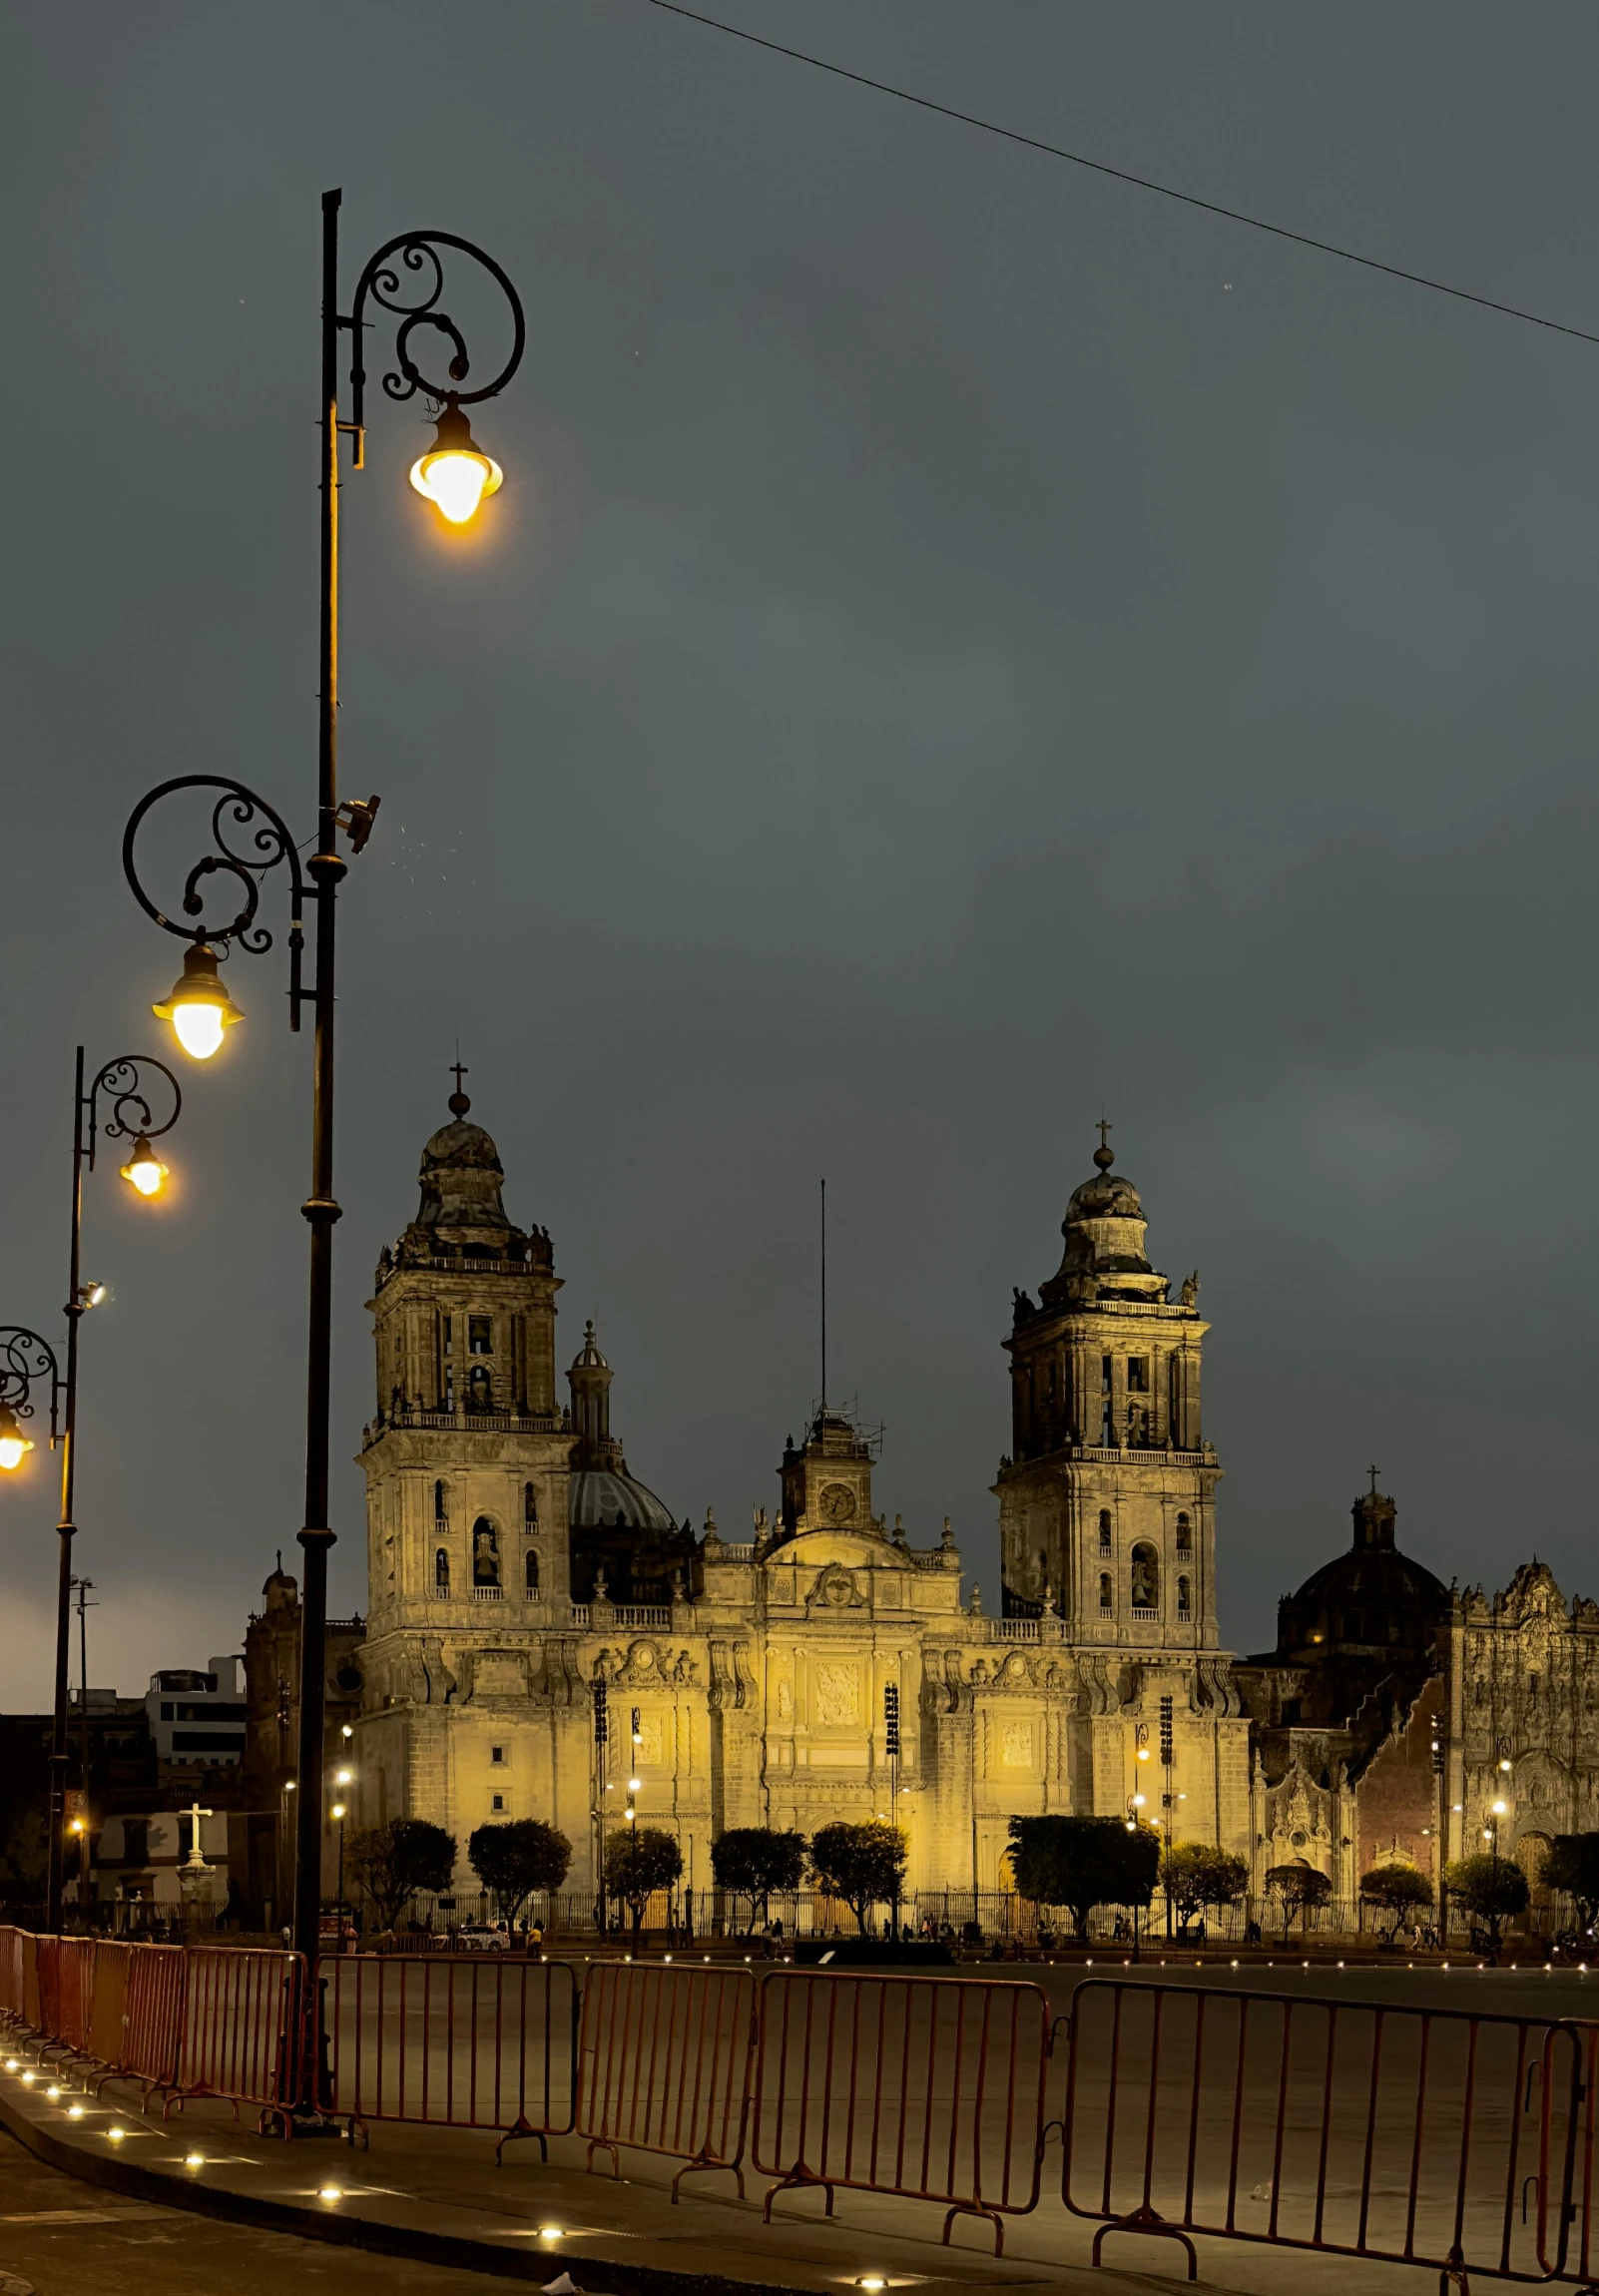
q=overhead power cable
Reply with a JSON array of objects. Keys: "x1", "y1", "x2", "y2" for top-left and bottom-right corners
[{"x1": 641, "y1": 0, "x2": 1599, "y2": 349}]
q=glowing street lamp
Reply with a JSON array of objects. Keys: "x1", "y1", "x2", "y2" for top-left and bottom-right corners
[
  {"x1": 409, "y1": 401, "x2": 504, "y2": 526},
  {"x1": 151, "y1": 944, "x2": 245, "y2": 1062},
  {"x1": 119, "y1": 1135, "x2": 168, "y2": 1197},
  {"x1": 119, "y1": 197, "x2": 525, "y2": 2036},
  {"x1": 0, "y1": 1402, "x2": 34, "y2": 1472}
]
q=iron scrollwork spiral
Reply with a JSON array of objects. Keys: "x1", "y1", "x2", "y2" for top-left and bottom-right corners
[
  {"x1": 348, "y1": 232, "x2": 525, "y2": 428},
  {"x1": 86, "y1": 1054, "x2": 182, "y2": 1168},
  {"x1": 0, "y1": 1327, "x2": 62, "y2": 1435},
  {"x1": 122, "y1": 776, "x2": 305, "y2": 1023}
]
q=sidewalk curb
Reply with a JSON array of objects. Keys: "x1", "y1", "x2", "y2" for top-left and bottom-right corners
[{"x1": 0, "y1": 2084, "x2": 813, "y2": 2296}]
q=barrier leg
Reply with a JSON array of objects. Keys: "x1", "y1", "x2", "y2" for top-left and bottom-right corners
[
  {"x1": 495, "y1": 2116, "x2": 548, "y2": 2167},
  {"x1": 1091, "y1": 2208, "x2": 1197, "y2": 2282},
  {"x1": 586, "y1": 2137, "x2": 621, "y2": 2177},
  {"x1": 671, "y1": 2152, "x2": 745, "y2": 2204},
  {"x1": 763, "y1": 2164, "x2": 835, "y2": 2222},
  {"x1": 940, "y1": 2201, "x2": 1005, "y2": 2256}
]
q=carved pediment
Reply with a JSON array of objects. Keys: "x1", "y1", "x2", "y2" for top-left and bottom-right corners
[{"x1": 806, "y1": 1563, "x2": 865, "y2": 1615}]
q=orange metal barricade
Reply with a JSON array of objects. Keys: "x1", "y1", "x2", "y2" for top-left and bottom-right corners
[
  {"x1": 751, "y1": 1969, "x2": 1049, "y2": 2253},
  {"x1": 1063, "y1": 1977, "x2": 1583, "y2": 2288},
  {"x1": 0, "y1": 1927, "x2": 24, "y2": 2022},
  {"x1": 21, "y1": 1933, "x2": 39, "y2": 2034},
  {"x1": 165, "y1": 1946, "x2": 302, "y2": 2137},
  {"x1": 117, "y1": 1942, "x2": 187, "y2": 2098},
  {"x1": 318, "y1": 1953, "x2": 579, "y2": 2156},
  {"x1": 576, "y1": 1961, "x2": 754, "y2": 2197},
  {"x1": 1545, "y1": 2018, "x2": 1599, "y2": 2286},
  {"x1": 87, "y1": 1942, "x2": 133, "y2": 2075},
  {"x1": 45, "y1": 1938, "x2": 96, "y2": 2059}
]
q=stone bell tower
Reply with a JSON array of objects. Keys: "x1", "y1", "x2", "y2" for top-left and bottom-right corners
[
  {"x1": 997, "y1": 1130, "x2": 1220, "y2": 1651},
  {"x1": 358, "y1": 1074, "x2": 574, "y2": 1641}
]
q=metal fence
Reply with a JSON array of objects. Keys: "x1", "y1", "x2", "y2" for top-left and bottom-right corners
[
  {"x1": 752, "y1": 1969, "x2": 1049, "y2": 2252},
  {"x1": 1062, "y1": 1976, "x2": 1584, "y2": 2285}
]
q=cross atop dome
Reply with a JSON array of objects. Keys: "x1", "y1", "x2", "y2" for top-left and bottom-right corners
[{"x1": 448, "y1": 1057, "x2": 470, "y2": 1117}]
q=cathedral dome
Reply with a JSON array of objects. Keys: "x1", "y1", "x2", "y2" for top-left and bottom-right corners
[
  {"x1": 1039, "y1": 1135, "x2": 1162, "y2": 1302},
  {"x1": 1277, "y1": 1489, "x2": 1447, "y2": 1660},
  {"x1": 1066, "y1": 1166, "x2": 1144, "y2": 1223},
  {"x1": 413, "y1": 1089, "x2": 512, "y2": 1234},
  {"x1": 569, "y1": 1467, "x2": 679, "y2": 1536}
]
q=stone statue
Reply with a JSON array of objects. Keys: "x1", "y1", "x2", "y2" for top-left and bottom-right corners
[{"x1": 1180, "y1": 1270, "x2": 1200, "y2": 1308}]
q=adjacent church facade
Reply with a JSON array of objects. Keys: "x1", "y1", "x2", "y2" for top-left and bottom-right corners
[{"x1": 249, "y1": 1089, "x2": 1596, "y2": 1918}]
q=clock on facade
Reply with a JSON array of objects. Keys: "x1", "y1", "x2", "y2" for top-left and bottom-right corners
[{"x1": 817, "y1": 1481, "x2": 857, "y2": 1525}]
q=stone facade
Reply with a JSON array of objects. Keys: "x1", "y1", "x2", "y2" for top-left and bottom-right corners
[{"x1": 341, "y1": 1099, "x2": 1255, "y2": 1904}]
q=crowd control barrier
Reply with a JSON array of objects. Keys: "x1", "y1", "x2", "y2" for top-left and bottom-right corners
[
  {"x1": 575, "y1": 1960, "x2": 754, "y2": 2197},
  {"x1": 117, "y1": 1942, "x2": 187, "y2": 2099},
  {"x1": 1062, "y1": 1977, "x2": 1584, "y2": 2287},
  {"x1": 165, "y1": 1947, "x2": 304, "y2": 2138},
  {"x1": 751, "y1": 1969, "x2": 1049, "y2": 2253},
  {"x1": 86, "y1": 1941, "x2": 131, "y2": 2074},
  {"x1": 318, "y1": 1953, "x2": 579, "y2": 2156},
  {"x1": 0, "y1": 1927, "x2": 23, "y2": 2024}
]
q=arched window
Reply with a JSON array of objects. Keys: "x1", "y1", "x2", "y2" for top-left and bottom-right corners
[
  {"x1": 525, "y1": 1547, "x2": 540, "y2": 1595},
  {"x1": 434, "y1": 1547, "x2": 450, "y2": 1592},
  {"x1": 1130, "y1": 1542, "x2": 1160, "y2": 1612},
  {"x1": 524, "y1": 1481, "x2": 537, "y2": 1525},
  {"x1": 472, "y1": 1516, "x2": 501, "y2": 1586},
  {"x1": 1175, "y1": 1511, "x2": 1192, "y2": 1553},
  {"x1": 434, "y1": 1479, "x2": 447, "y2": 1520},
  {"x1": 1098, "y1": 1571, "x2": 1113, "y2": 1612},
  {"x1": 468, "y1": 1365, "x2": 493, "y2": 1412},
  {"x1": 1177, "y1": 1574, "x2": 1192, "y2": 1619},
  {"x1": 1097, "y1": 1508, "x2": 1113, "y2": 1553}
]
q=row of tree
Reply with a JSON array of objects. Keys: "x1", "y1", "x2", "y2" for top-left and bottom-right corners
[
  {"x1": 298, "y1": 1815, "x2": 1599, "y2": 1958},
  {"x1": 341, "y1": 1817, "x2": 912, "y2": 1940}
]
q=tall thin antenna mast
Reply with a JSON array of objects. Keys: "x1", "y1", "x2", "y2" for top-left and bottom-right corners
[{"x1": 819, "y1": 1178, "x2": 826, "y2": 1412}]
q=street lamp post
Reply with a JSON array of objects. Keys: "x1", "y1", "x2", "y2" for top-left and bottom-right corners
[
  {"x1": 46, "y1": 1052, "x2": 181, "y2": 1932},
  {"x1": 120, "y1": 194, "x2": 524, "y2": 1997}
]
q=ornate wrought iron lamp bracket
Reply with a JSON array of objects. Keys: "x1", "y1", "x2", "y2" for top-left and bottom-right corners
[
  {"x1": 121, "y1": 775, "x2": 309, "y2": 1030},
  {"x1": 344, "y1": 229, "x2": 526, "y2": 466},
  {"x1": 0, "y1": 1328, "x2": 63, "y2": 1446}
]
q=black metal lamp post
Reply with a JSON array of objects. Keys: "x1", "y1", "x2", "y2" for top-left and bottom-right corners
[
  {"x1": 1, "y1": 1048, "x2": 182, "y2": 1935},
  {"x1": 120, "y1": 194, "x2": 524, "y2": 1993}
]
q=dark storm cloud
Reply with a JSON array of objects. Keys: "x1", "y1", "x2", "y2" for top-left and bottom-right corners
[{"x1": 2, "y1": 0, "x2": 1596, "y2": 1700}]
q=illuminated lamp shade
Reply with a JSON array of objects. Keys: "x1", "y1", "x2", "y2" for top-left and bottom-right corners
[
  {"x1": 152, "y1": 942, "x2": 244, "y2": 1060},
  {"x1": 119, "y1": 1132, "x2": 168, "y2": 1199},
  {"x1": 0, "y1": 1403, "x2": 34, "y2": 1472},
  {"x1": 409, "y1": 400, "x2": 502, "y2": 526}
]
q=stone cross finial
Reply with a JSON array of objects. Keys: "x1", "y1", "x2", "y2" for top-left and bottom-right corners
[{"x1": 448, "y1": 1057, "x2": 470, "y2": 1116}]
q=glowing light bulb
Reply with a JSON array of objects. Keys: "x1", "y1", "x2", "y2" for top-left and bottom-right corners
[
  {"x1": 185, "y1": 2152, "x2": 204, "y2": 2167},
  {"x1": 152, "y1": 942, "x2": 243, "y2": 1061},
  {"x1": 120, "y1": 1133, "x2": 169, "y2": 1196},
  {"x1": 0, "y1": 1406, "x2": 33, "y2": 1471},
  {"x1": 318, "y1": 2184, "x2": 341, "y2": 2202},
  {"x1": 408, "y1": 399, "x2": 502, "y2": 526}
]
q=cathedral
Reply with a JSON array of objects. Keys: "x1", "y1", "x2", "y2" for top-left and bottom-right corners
[
  {"x1": 344, "y1": 1091, "x2": 1252, "y2": 1906},
  {"x1": 266, "y1": 1087, "x2": 1595, "y2": 1923}
]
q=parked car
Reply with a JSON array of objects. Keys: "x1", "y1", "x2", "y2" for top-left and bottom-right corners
[{"x1": 454, "y1": 1922, "x2": 510, "y2": 1951}]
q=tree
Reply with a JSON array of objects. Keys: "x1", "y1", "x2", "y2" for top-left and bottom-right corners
[
  {"x1": 603, "y1": 1826, "x2": 683, "y2": 1943},
  {"x1": 344, "y1": 1818, "x2": 456, "y2": 1930},
  {"x1": 1162, "y1": 1844, "x2": 1250, "y2": 1936},
  {"x1": 1541, "y1": 1835, "x2": 1599, "y2": 1935},
  {"x1": 807, "y1": 1822, "x2": 908, "y2": 1933},
  {"x1": 0, "y1": 1811, "x2": 49, "y2": 1900},
  {"x1": 1007, "y1": 1816, "x2": 1160, "y2": 1941},
  {"x1": 468, "y1": 1820, "x2": 572, "y2": 1925},
  {"x1": 1358, "y1": 1863, "x2": 1434, "y2": 1944},
  {"x1": 1264, "y1": 1862, "x2": 1332, "y2": 1945},
  {"x1": 1443, "y1": 1854, "x2": 1529, "y2": 1963},
  {"x1": 710, "y1": 1828, "x2": 806, "y2": 1934}
]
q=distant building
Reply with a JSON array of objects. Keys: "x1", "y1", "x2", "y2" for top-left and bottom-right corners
[
  {"x1": 240, "y1": 1564, "x2": 364, "y2": 1927},
  {"x1": 146, "y1": 1658, "x2": 247, "y2": 1765}
]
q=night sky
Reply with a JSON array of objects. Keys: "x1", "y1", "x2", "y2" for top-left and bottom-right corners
[{"x1": 3, "y1": 2, "x2": 1596, "y2": 1707}]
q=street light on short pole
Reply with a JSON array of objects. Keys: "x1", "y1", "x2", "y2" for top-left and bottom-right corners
[
  {"x1": 118, "y1": 196, "x2": 524, "y2": 2052},
  {"x1": 0, "y1": 1052, "x2": 182, "y2": 1933}
]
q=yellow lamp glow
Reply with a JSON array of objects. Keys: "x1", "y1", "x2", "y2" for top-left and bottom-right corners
[
  {"x1": 331, "y1": 1803, "x2": 345, "y2": 1821},
  {"x1": 152, "y1": 942, "x2": 244, "y2": 1061},
  {"x1": 120, "y1": 1132, "x2": 169, "y2": 1198},
  {"x1": 409, "y1": 400, "x2": 502, "y2": 526},
  {"x1": 0, "y1": 1405, "x2": 34, "y2": 1472}
]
